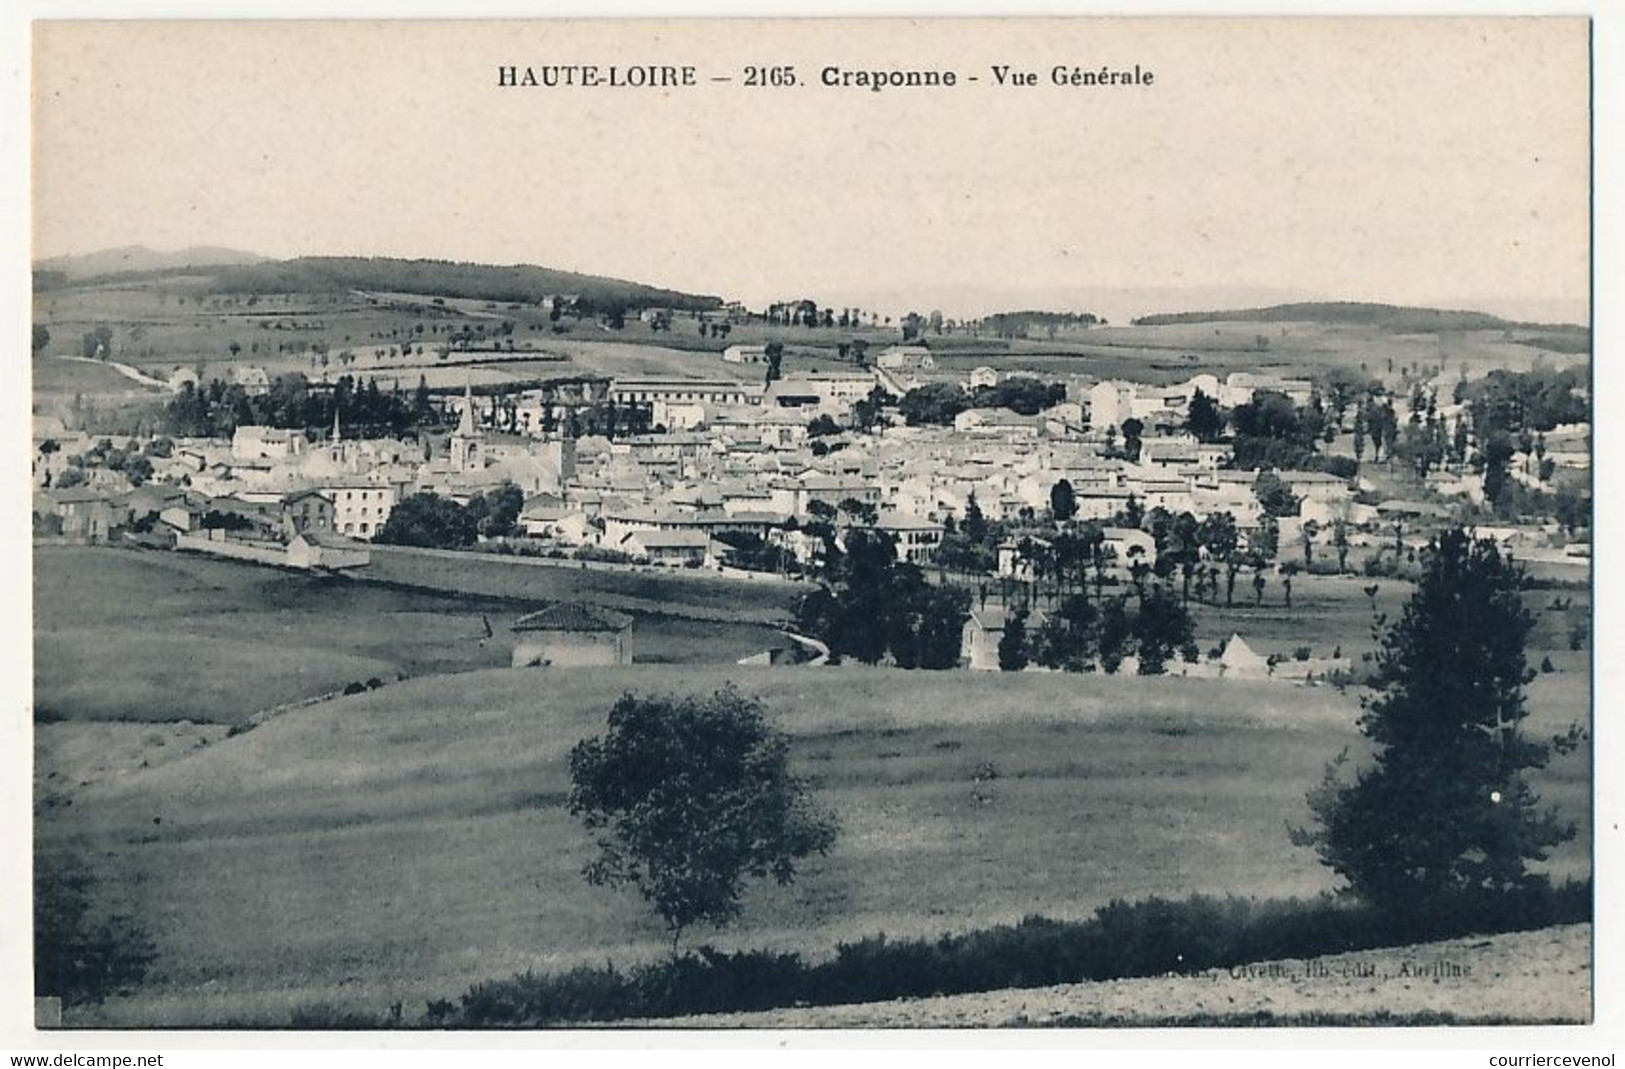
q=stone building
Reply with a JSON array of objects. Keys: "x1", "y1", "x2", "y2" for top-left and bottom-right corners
[{"x1": 511, "y1": 603, "x2": 635, "y2": 668}]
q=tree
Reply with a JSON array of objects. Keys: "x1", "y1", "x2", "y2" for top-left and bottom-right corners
[
  {"x1": 1300, "y1": 518, "x2": 1320, "y2": 569},
  {"x1": 470, "y1": 482, "x2": 524, "y2": 538},
  {"x1": 374, "y1": 491, "x2": 477, "y2": 548},
  {"x1": 1096, "y1": 596, "x2": 1132, "y2": 674},
  {"x1": 124, "y1": 454, "x2": 154, "y2": 487},
  {"x1": 568, "y1": 688, "x2": 838, "y2": 953},
  {"x1": 793, "y1": 526, "x2": 968, "y2": 668},
  {"x1": 998, "y1": 612, "x2": 1029, "y2": 671},
  {"x1": 1250, "y1": 515, "x2": 1280, "y2": 562},
  {"x1": 962, "y1": 493, "x2": 989, "y2": 544},
  {"x1": 1482, "y1": 432, "x2": 1516, "y2": 515},
  {"x1": 1120, "y1": 417, "x2": 1145, "y2": 461},
  {"x1": 1050, "y1": 479, "x2": 1077, "y2": 522},
  {"x1": 1185, "y1": 388, "x2": 1224, "y2": 442},
  {"x1": 1197, "y1": 511, "x2": 1239, "y2": 565},
  {"x1": 1133, "y1": 586, "x2": 1196, "y2": 675},
  {"x1": 888, "y1": 581, "x2": 972, "y2": 669},
  {"x1": 1292, "y1": 530, "x2": 1575, "y2": 917},
  {"x1": 764, "y1": 341, "x2": 784, "y2": 384},
  {"x1": 807, "y1": 414, "x2": 842, "y2": 438},
  {"x1": 898, "y1": 382, "x2": 968, "y2": 426},
  {"x1": 837, "y1": 497, "x2": 878, "y2": 528},
  {"x1": 81, "y1": 326, "x2": 114, "y2": 359},
  {"x1": 973, "y1": 376, "x2": 1065, "y2": 416},
  {"x1": 1254, "y1": 472, "x2": 1300, "y2": 518},
  {"x1": 1033, "y1": 594, "x2": 1097, "y2": 670}
]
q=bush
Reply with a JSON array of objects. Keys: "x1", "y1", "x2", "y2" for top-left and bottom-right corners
[
  {"x1": 1306, "y1": 454, "x2": 1360, "y2": 480},
  {"x1": 575, "y1": 546, "x2": 633, "y2": 564},
  {"x1": 34, "y1": 854, "x2": 156, "y2": 1007},
  {"x1": 439, "y1": 881, "x2": 1590, "y2": 1026}
]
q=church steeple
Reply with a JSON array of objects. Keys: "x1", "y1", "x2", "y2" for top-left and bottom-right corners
[
  {"x1": 450, "y1": 376, "x2": 483, "y2": 473},
  {"x1": 455, "y1": 379, "x2": 478, "y2": 438}
]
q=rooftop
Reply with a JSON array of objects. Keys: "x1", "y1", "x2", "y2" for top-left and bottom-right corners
[{"x1": 512, "y1": 602, "x2": 634, "y2": 634}]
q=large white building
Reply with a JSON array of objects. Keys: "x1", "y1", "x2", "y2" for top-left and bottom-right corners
[
  {"x1": 610, "y1": 378, "x2": 764, "y2": 407},
  {"x1": 232, "y1": 426, "x2": 307, "y2": 462},
  {"x1": 320, "y1": 479, "x2": 397, "y2": 540}
]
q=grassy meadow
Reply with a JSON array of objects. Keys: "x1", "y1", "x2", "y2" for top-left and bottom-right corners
[
  {"x1": 36, "y1": 665, "x2": 1591, "y2": 1027},
  {"x1": 33, "y1": 547, "x2": 788, "y2": 724},
  {"x1": 365, "y1": 546, "x2": 802, "y2": 625}
]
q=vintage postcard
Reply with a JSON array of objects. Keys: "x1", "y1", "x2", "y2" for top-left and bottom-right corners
[{"x1": 23, "y1": 15, "x2": 1594, "y2": 1041}]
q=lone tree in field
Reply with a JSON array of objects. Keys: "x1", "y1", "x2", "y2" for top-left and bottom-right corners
[
  {"x1": 567, "y1": 688, "x2": 838, "y2": 953},
  {"x1": 1292, "y1": 529, "x2": 1575, "y2": 917}
]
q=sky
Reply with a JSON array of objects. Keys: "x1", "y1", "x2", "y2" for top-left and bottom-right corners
[{"x1": 32, "y1": 18, "x2": 1591, "y2": 324}]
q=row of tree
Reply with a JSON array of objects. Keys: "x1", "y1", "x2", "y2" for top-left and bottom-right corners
[
  {"x1": 792, "y1": 524, "x2": 971, "y2": 669},
  {"x1": 162, "y1": 373, "x2": 440, "y2": 440},
  {"x1": 999, "y1": 585, "x2": 1197, "y2": 675}
]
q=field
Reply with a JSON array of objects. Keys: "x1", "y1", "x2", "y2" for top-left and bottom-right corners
[
  {"x1": 34, "y1": 277, "x2": 1588, "y2": 430},
  {"x1": 1171, "y1": 573, "x2": 1589, "y2": 668},
  {"x1": 364, "y1": 545, "x2": 803, "y2": 624},
  {"x1": 33, "y1": 547, "x2": 790, "y2": 724},
  {"x1": 36, "y1": 664, "x2": 1591, "y2": 1027}
]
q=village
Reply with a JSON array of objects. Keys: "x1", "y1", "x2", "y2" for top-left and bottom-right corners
[{"x1": 29, "y1": 317, "x2": 1592, "y2": 681}]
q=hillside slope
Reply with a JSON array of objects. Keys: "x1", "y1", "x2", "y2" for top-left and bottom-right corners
[
  {"x1": 39, "y1": 665, "x2": 1591, "y2": 1027},
  {"x1": 35, "y1": 244, "x2": 267, "y2": 281},
  {"x1": 1131, "y1": 301, "x2": 1586, "y2": 333},
  {"x1": 205, "y1": 256, "x2": 722, "y2": 310}
]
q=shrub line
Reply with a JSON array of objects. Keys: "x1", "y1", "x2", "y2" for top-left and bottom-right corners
[{"x1": 401, "y1": 881, "x2": 1590, "y2": 1029}]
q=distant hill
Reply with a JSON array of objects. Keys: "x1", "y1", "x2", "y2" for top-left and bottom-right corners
[
  {"x1": 1130, "y1": 301, "x2": 1585, "y2": 333},
  {"x1": 206, "y1": 256, "x2": 723, "y2": 312},
  {"x1": 35, "y1": 244, "x2": 268, "y2": 281}
]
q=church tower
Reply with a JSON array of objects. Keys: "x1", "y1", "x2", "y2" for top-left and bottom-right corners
[
  {"x1": 449, "y1": 380, "x2": 484, "y2": 473},
  {"x1": 328, "y1": 407, "x2": 344, "y2": 464}
]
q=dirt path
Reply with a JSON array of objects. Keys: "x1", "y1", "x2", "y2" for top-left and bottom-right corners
[
  {"x1": 51, "y1": 353, "x2": 168, "y2": 389},
  {"x1": 634, "y1": 924, "x2": 1591, "y2": 1028}
]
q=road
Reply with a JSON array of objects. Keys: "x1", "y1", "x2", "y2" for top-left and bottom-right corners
[{"x1": 51, "y1": 353, "x2": 168, "y2": 390}]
